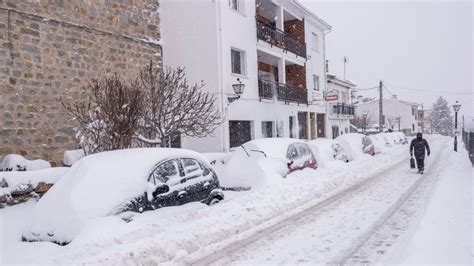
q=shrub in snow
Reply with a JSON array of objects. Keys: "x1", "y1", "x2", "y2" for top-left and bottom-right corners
[
  {"x1": 0, "y1": 154, "x2": 51, "y2": 172},
  {"x1": 62, "y1": 74, "x2": 145, "y2": 155},
  {"x1": 62, "y1": 149, "x2": 85, "y2": 166}
]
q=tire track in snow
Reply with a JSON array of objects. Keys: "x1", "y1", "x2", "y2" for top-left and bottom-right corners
[
  {"x1": 189, "y1": 152, "x2": 411, "y2": 265},
  {"x1": 191, "y1": 140, "x2": 445, "y2": 265},
  {"x1": 343, "y1": 140, "x2": 448, "y2": 265},
  {"x1": 333, "y1": 140, "x2": 447, "y2": 265}
]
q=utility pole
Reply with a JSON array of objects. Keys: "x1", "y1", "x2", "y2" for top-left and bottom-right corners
[{"x1": 379, "y1": 80, "x2": 383, "y2": 133}]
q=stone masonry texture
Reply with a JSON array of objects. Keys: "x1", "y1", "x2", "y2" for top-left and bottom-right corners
[{"x1": 0, "y1": 0, "x2": 161, "y2": 165}]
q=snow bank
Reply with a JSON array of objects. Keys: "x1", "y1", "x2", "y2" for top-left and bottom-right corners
[
  {"x1": 22, "y1": 148, "x2": 210, "y2": 244},
  {"x1": 62, "y1": 150, "x2": 85, "y2": 166},
  {"x1": 0, "y1": 154, "x2": 51, "y2": 171},
  {"x1": 0, "y1": 167, "x2": 69, "y2": 197}
]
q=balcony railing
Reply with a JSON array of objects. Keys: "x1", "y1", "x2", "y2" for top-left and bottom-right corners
[
  {"x1": 256, "y1": 20, "x2": 307, "y2": 59},
  {"x1": 258, "y1": 78, "x2": 308, "y2": 104},
  {"x1": 331, "y1": 103, "x2": 355, "y2": 116}
]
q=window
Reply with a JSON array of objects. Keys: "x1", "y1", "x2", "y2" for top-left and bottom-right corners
[
  {"x1": 277, "y1": 121, "x2": 284, "y2": 137},
  {"x1": 313, "y1": 75, "x2": 320, "y2": 91},
  {"x1": 412, "y1": 107, "x2": 415, "y2": 116},
  {"x1": 262, "y1": 121, "x2": 274, "y2": 138},
  {"x1": 180, "y1": 158, "x2": 203, "y2": 177},
  {"x1": 287, "y1": 145, "x2": 298, "y2": 160},
  {"x1": 151, "y1": 160, "x2": 180, "y2": 185},
  {"x1": 230, "y1": 0, "x2": 239, "y2": 11},
  {"x1": 311, "y1": 33, "x2": 319, "y2": 52},
  {"x1": 231, "y1": 49, "x2": 245, "y2": 75}
]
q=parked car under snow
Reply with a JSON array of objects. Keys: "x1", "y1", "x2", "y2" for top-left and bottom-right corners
[
  {"x1": 307, "y1": 138, "x2": 351, "y2": 167},
  {"x1": 21, "y1": 148, "x2": 223, "y2": 245},
  {"x1": 336, "y1": 133, "x2": 375, "y2": 158},
  {"x1": 220, "y1": 138, "x2": 317, "y2": 189}
]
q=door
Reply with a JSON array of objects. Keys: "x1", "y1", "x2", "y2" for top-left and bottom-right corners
[
  {"x1": 298, "y1": 112, "x2": 308, "y2": 139},
  {"x1": 289, "y1": 116, "x2": 296, "y2": 138},
  {"x1": 179, "y1": 158, "x2": 214, "y2": 202},
  {"x1": 229, "y1": 120, "x2": 252, "y2": 148},
  {"x1": 317, "y1": 113, "x2": 325, "y2": 138},
  {"x1": 149, "y1": 159, "x2": 187, "y2": 207}
]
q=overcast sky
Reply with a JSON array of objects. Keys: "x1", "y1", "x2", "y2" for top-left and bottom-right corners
[{"x1": 300, "y1": 0, "x2": 473, "y2": 120}]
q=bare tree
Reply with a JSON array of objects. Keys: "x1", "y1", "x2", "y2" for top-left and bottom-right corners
[
  {"x1": 136, "y1": 63, "x2": 223, "y2": 147},
  {"x1": 62, "y1": 74, "x2": 145, "y2": 154}
]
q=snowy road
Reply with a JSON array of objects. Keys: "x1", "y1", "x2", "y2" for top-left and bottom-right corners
[{"x1": 194, "y1": 139, "x2": 447, "y2": 265}]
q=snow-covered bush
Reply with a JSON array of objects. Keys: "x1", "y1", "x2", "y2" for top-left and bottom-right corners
[
  {"x1": 0, "y1": 154, "x2": 51, "y2": 172},
  {"x1": 62, "y1": 74, "x2": 145, "y2": 155}
]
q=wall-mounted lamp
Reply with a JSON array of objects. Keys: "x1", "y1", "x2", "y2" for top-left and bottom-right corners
[{"x1": 228, "y1": 78, "x2": 245, "y2": 104}]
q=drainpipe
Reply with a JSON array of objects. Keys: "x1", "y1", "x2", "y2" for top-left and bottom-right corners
[{"x1": 215, "y1": 0, "x2": 226, "y2": 152}]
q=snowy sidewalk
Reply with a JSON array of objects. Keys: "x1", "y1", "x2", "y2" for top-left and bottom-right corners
[{"x1": 386, "y1": 145, "x2": 473, "y2": 264}]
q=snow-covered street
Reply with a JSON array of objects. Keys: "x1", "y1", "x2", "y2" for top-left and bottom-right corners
[{"x1": 1, "y1": 135, "x2": 472, "y2": 265}]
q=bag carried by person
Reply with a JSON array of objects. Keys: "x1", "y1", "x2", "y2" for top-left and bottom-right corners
[{"x1": 410, "y1": 156, "x2": 416, "y2": 169}]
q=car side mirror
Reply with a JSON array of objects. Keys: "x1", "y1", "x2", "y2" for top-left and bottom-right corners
[{"x1": 153, "y1": 184, "x2": 170, "y2": 198}]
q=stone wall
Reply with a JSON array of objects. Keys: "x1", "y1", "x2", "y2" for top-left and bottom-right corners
[{"x1": 0, "y1": 0, "x2": 161, "y2": 165}]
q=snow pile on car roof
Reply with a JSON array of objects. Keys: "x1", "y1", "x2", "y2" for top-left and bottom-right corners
[
  {"x1": 336, "y1": 133, "x2": 367, "y2": 159},
  {"x1": 23, "y1": 148, "x2": 207, "y2": 244},
  {"x1": 308, "y1": 138, "x2": 347, "y2": 168}
]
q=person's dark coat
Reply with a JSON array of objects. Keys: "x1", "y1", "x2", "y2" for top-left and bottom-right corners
[{"x1": 410, "y1": 133, "x2": 430, "y2": 159}]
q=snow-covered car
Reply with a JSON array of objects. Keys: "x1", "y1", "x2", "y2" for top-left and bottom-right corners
[
  {"x1": 368, "y1": 134, "x2": 386, "y2": 154},
  {"x1": 21, "y1": 148, "x2": 223, "y2": 245},
  {"x1": 220, "y1": 138, "x2": 317, "y2": 189},
  {"x1": 307, "y1": 138, "x2": 351, "y2": 167},
  {"x1": 336, "y1": 133, "x2": 375, "y2": 158}
]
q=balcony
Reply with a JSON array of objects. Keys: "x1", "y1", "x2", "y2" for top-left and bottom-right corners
[
  {"x1": 256, "y1": 20, "x2": 307, "y2": 59},
  {"x1": 258, "y1": 78, "x2": 308, "y2": 105},
  {"x1": 330, "y1": 103, "x2": 355, "y2": 119}
]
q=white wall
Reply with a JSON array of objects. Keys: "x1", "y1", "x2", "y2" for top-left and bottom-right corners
[{"x1": 355, "y1": 99, "x2": 419, "y2": 133}]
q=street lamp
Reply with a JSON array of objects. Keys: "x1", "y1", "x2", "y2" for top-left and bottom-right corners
[
  {"x1": 362, "y1": 112, "x2": 368, "y2": 134},
  {"x1": 228, "y1": 78, "x2": 245, "y2": 103},
  {"x1": 453, "y1": 101, "x2": 462, "y2": 152}
]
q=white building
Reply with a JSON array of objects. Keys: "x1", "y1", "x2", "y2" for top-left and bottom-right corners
[
  {"x1": 354, "y1": 96, "x2": 421, "y2": 135},
  {"x1": 161, "y1": 0, "x2": 331, "y2": 151},
  {"x1": 325, "y1": 73, "x2": 356, "y2": 138}
]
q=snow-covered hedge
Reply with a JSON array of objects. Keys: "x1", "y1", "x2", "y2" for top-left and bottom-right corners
[{"x1": 0, "y1": 154, "x2": 51, "y2": 172}]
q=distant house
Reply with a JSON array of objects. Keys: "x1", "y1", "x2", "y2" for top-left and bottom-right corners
[
  {"x1": 354, "y1": 95, "x2": 421, "y2": 135},
  {"x1": 417, "y1": 108, "x2": 432, "y2": 134},
  {"x1": 325, "y1": 73, "x2": 356, "y2": 138}
]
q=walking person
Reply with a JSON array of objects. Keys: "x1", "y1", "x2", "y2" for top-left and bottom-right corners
[{"x1": 410, "y1": 132, "x2": 430, "y2": 174}]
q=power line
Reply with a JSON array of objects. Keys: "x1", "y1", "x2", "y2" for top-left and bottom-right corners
[
  {"x1": 385, "y1": 83, "x2": 474, "y2": 95},
  {"x1": 352, "y1": 86, "x2": 379, "y2": 91}
]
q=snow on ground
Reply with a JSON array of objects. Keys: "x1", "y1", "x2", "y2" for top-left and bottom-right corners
[
  {"x1": 1, "y1": 135, "x2": 468, "y2": 265},
  {"x1": 384, "y1": 142, "x2": 473, "y2": 264},
  {"x1": 1, "y1": 141, "x2": 409, "y2": 264}
]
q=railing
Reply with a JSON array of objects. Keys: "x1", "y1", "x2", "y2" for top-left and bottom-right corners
[
  {"x1": 256, "y1": 20, "x2": 307, "y2": 59},
  {"x1": 258, "y1": 78, "x2": 307, "y2": 104},
  {"x1": 331, "y1": 103, "x2": 355, "y2": 116}
]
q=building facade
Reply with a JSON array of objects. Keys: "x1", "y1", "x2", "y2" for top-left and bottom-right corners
[
  {"x1": 162, "y1": 0, "x2": 331, "y2": 152},
  {"x1": 354, "y1": 96, "x2": 420, "y2": 135},
  {"x1": 325, "y1": 73, "x2": 355, "y2": 139},
  {"x1": 0, "y1": 0, "x2": 162, "y2": 164}
]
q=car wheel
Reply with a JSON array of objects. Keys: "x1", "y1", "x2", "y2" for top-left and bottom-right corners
[{"x1": 208, "y1": 197, "x2": 221, "y2": 206}]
